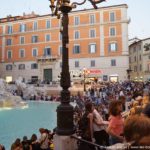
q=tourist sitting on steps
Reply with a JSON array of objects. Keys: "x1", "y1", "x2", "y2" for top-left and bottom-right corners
[
  {"x1": 22, "y1": 136, "x2": 32, "y2": 150},
  {"x1": 30, "y1": 134, "x2": 40, "y2": 150},
  {"x1": 39, "y1": 128, "x2": 50, "y2": 150},
  {"x1": 11, "y1": 138, "x2": 22, "y2": 150}
]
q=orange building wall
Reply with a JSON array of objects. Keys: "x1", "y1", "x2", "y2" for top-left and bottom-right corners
[
  {"x1": 0, "y1": 5, "x2": 126, "y2": 63},
  {"x1": 103, "y1": 9, "x2": 121, "y2": 22}
]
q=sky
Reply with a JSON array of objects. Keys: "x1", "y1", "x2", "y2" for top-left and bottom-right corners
[{"x1": 0, "y1": 0, "x2": 149, "y2": 39}]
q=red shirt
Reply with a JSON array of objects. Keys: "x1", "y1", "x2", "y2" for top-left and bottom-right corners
[{"x1": 108, "y1": 115, "x2": 124, "y2": 136}]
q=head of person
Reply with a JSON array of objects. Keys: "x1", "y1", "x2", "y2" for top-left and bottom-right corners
[
  {"x1": 124, "y1": 115, "x2": 150, "y2": 143},
  {"x1": 142, "y1": 95, "x2": 150, "y2": 107},
  {"x1": 30, "y1": 134, "x2": 37, "y2": 142},
  {"x1": 135, "y1": 96, "x2": 143, "y2": 105},
  {"x1": 85, "y1": 102, "x2": 94, "y2": 113},
  {"x1": 109, "y1": 100, "x2": 123, "y2": 116},
  {"x1": 133, "y1": 101, "x2": 139, "y2": 107},
  {"x1": 23, "y1": 136, "x2": 28, "y2": 142},
  {"x1": 14, "y1": 138, "x2": 21, "y2": 147},
  {"x1": 39, "y1": 128, "x2": 45, "y2": 134}
]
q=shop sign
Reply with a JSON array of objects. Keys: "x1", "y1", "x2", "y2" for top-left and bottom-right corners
[{"x1": 89, "y1": 69, "x2": 102, "y2": 74}]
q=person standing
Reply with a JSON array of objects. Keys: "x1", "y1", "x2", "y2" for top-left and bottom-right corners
[
  {"x1": 93, "y1": 107, "x2": 109, "y2": 147},
  {"x1": 78, "y1": 102, "x2": 95, "y2": 150},
  {"x1": 30, "y1": 134, "x2": 40, "y2": 150},
  {"x1": 107, "y1": 101, "x2": 124, "y2": 145}
]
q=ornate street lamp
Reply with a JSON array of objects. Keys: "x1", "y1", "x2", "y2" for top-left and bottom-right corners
[{"x1": 49, "y1": 0, "x2": 105, "y2": 136}]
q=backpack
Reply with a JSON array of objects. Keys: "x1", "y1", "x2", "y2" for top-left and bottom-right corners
[{"x1": 78, "y1": 112, "x2": 90, "y2": 139}]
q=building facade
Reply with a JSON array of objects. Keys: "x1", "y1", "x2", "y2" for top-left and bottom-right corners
[
  {"x1": 129, "y1": 38, "x2": 150, "y2": 81},
  {"x1": 0, "y1": 4, "x2": 129, "y2": 83}
]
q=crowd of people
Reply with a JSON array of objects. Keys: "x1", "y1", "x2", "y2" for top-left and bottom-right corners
[
  {"x1": 73, "y1": 81, "x2": 150, "y2": 150},
  {"x1": 9, "y1": 128, "x2": 55, "y2": 150},
  {"x1": 28, "y1": 95, "x2": 60, "y2": 102},
  {"x1": 1, "y1": 81, "x2": 150, "y2": 150}
]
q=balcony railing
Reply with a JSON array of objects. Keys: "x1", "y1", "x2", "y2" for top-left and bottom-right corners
[{"x1": 37, "y1": 55, "x2": 60, "y2": 63}]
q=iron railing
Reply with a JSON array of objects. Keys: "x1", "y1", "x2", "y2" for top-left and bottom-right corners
[{"x1": 71, "y1": 135, "x2": 107, "y2": 150}]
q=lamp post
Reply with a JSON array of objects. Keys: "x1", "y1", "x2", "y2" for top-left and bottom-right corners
[
  {"x1": 83, "y1": 68, "x2": 90, "y2": 92},
  {"x1": 83, "y1": 70, "x2": 86, "y2": 92},
  {"x1": 49, "y1": 0, "x2": 105, "y2": 136}
]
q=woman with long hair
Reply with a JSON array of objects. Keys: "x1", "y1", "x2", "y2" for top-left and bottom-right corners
[{"x1": 107, "y1": 100, "x2": 124, "y2": 145}]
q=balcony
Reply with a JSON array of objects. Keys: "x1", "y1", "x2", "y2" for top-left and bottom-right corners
[
  {"x1": 37, "y1": 55, "x2": 60, "y2": 64},
  {"x1": 144, "y1": 70, "x2": 150, "y2": 74}
]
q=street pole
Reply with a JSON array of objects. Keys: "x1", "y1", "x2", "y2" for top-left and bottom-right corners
[
  {"x1": 56, "y1": 1, "x2": 74, "y2": 135},
  {"x1": 49, "y1": 0, "x2": 106, "y2": 136},
  {"x1": 84, "y1": 71, "x2": 86, "y2": 92}
]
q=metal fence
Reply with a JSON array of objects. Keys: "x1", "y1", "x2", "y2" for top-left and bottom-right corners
[{"x1": 71, "y1": 135, "x2": 107, "y2": 150}]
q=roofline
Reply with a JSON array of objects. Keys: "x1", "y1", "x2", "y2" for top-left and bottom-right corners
[
  {"x1": 129, "y1": 37, "x2": 150, "y2": 47},
  {"x1": 0, "y1": 3, "x2": 128, "y2": 23},
  {"x1": 129, "y1": 37, "x2": 141, "y2": 41},
  {"x1": 142, "y1": 37, "x2": 150, "y2": 41},
  {"x1": 129, "y1": 40, "x2": 142, "y2": 47},
  {"x1": 71, "y1": 3, "x2": 128, "y2": 13},
  {"x1": 37, "y1": 4, "x2": 128, "y2": 17}
]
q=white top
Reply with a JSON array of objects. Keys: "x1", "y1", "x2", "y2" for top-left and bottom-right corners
[
  {"x1": 93, "y1": 109, "x2": 108, "y2": 132},
  {"x1": 39, "y1": 133, "x2": 49, "y2": 149}
]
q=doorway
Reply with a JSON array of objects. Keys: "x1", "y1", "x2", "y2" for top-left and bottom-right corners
[{"x1": 44, "y1": 69, "x2": 52, "y2": 82}]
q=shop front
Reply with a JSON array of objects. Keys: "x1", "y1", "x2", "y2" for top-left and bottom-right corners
[{"x1": 109, "y1": 74, "x2": 119, "y2": 82}]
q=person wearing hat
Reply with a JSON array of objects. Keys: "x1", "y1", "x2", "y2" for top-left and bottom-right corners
[{"x1": 39, "y1": 128, "x2": 49, "y2": 150}]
